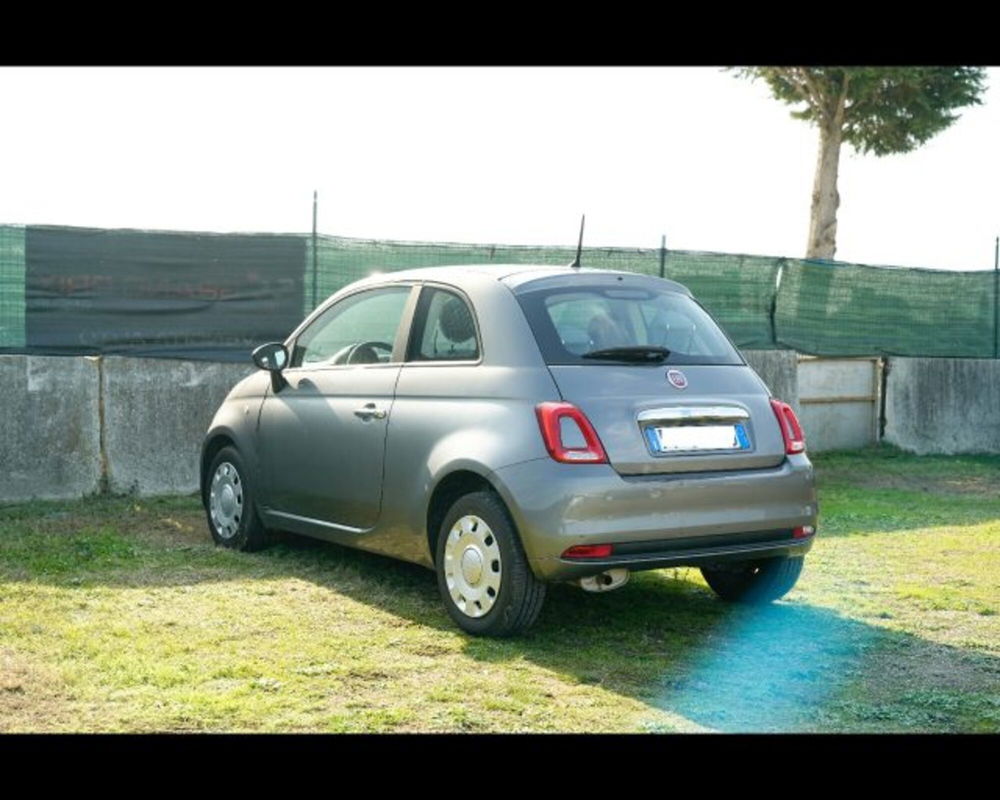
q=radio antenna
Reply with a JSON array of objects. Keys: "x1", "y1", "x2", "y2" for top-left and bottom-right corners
[{"x1": 569, "y1": 214, "x2": 585, "y2": 269}]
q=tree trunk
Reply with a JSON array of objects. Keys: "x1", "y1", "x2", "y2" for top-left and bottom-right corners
[{"x1": 806, "y1": 122, "x2": 843, "y2": 259}]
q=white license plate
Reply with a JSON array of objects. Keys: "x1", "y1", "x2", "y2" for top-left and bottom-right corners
[{"x1": 651, "y1": 423, "x2": 750, "y2": 453}]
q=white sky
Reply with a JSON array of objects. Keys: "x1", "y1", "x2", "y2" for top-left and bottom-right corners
[{"x1": 2, "y1": 66, "x2": 997, "y2": 271}]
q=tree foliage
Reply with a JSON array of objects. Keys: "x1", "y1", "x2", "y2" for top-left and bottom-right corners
[{"x1": 737, "y1": 67, "x2": 987, "y2": 156}]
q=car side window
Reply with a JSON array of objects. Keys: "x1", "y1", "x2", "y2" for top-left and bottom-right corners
[
  {"x1": 409, "y1": 287, "x2": 480, "y2": 362},
  {"x1": 290, "y1": 286, "x2": 411, "y2": 368}
]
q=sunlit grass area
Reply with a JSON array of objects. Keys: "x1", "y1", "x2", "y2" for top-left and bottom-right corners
[{"x1": 1, "y1": 446, "x2": 998, "y2": 732}]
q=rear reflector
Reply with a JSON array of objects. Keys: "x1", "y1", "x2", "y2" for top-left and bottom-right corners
[
  {"x1": 562, "y1": 544, "x2": 614, "y2": 559},
  {"x1": 769, "y1": 399, "x2": 806, "y2": 454},
  {"x1": 536, "y1": 402, "x2": 608, "y2": 464},
  {"x1": 793, "y1": 525, "x2": 815, "y2": 539}
]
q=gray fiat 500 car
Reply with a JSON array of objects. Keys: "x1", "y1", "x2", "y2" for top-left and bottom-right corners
[{"x1": 201, "y1": 264, "x2": 817, "y2": 636}]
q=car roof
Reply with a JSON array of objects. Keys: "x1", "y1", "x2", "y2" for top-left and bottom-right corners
[{"x1": 355, "y1": 263, "x2": 693, "y2": 296}]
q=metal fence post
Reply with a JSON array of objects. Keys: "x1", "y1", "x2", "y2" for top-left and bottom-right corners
[
  {"x1": 312, "y1": 191, "x2": 319, "y2": 310},
  {"x1": 771, "y1": 258, "x2": 786, "y2": 348},
  {"x1": 658, "y1": 235, "x2": 667, "y2": 278},
  {"x1": 994, "y1": 235, "x2": 998, "y2": 359}
]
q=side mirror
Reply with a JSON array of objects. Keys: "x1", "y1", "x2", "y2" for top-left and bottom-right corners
[
  {"x1": 252, "y1": 342, "x2": 289, "y2": 371},
  {"x1": 251, "y1": 342, "x2": 289, "y2": 392}
]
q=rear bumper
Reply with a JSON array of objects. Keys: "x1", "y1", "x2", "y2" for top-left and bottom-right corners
[
  {"x1": 491, "y1": 453, "x2": 818, "y2": 582},
  {"x1": 531, "y1": 530, "x2": 814, "y2": 582}
]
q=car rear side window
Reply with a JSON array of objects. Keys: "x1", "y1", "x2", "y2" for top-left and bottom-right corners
[
  {"x1": 291, "y1": 286, "x2": 411, "y2": 367},
  {"x1": 517, "y1": 285, "x2": 743, "y2": 366},
  {"x1": 408, "y1": 287, "x2": 480, "y2": 362}
]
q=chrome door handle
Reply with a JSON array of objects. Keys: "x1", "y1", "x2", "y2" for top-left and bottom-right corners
[{"x1": 354, "y1": 404, "x2": 386, "y2": 420}]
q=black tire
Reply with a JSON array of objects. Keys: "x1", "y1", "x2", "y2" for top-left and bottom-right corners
[
  {"x1": 204, "y1": 446, "x2": 269, "y2": 552},
  {"x1": 435, "y1": 491, "x2": 546, "y2": 637},
  {"x1": 700, "y1": 556, "x2": 804, "y2": 604}
]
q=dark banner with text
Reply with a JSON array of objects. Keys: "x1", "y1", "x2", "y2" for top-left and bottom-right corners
[{"x1": 21, "y1": 226, "x2": 306, "y2": 362}]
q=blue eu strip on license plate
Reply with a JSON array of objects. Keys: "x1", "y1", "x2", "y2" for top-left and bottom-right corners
[{"x1": 644, "y1": 426, "x2": 662, "y2": 452}]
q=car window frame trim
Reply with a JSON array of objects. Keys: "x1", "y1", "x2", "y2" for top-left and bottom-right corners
[
  {"x1": 402, "y1": 281, "x2": 484, "y2": 367},
  {"x1": 281, "y1": 282, "x2": 421, "y2": 373}
]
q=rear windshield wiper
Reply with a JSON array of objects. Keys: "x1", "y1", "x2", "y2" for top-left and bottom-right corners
[{"x1": 580, "y1": 346, "x2": 671, "y2": 363}]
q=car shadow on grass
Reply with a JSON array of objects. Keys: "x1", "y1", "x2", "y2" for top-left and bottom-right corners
[
  {"x1": 477, "y1": 573, "x2": 999, "y2": 732},
  {"x1": 202, "y1": 533, "x2": 1000, "y2": 731}
]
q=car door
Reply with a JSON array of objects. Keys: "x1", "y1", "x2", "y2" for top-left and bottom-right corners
[{"x1": 257, "y1": 283, "x2": 417, "y2": 531}]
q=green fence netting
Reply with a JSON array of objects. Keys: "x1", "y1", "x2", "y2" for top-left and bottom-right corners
[
  {"x1": 0, "y1": 225, "x2": 25, "y2": 348},
  {"x1": 2, "y1": 222, "x2": 998, "y2": 359},
  {"x1": 303, "y1": 235, "x2": 998, "y2": 358},
  {"x1": 304, "y1": 237, "x2": 783, "y2": 350},
  {"x1": 656, "y1": 251, "x2": 780, "y2": 350},
  {"x1": 304, "y1": 235, "x2": 651, "y2": 315},
  {"x1": 774, "y1": 258, "x2": 997, "y2": 357}
]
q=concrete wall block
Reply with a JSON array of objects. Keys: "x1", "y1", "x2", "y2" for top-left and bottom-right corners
[
  {"x1": 4, "y1": 352, "x2": 998, "y2": 504},
  {"x1": 799, "y1": 358, "x2": 877, "y2": 399},
  {"x1": 742, "y1": 350, "x2": 799, "y2": 414},
  {"x1": 884, "y1": 357, "x2": 1000, "y2": 455},
  {"x1": 799, "y1": 402, "x2": 877, "y2": 452},
  {"x1": 102, "y1": 357, "x2": 255, "y2": 495},
  {"x1": 0, "y1": 355, "x2": 102, "y2": 501},
  {"x1": 798, "y1": 357, "x2": 879, "y2": 452}
]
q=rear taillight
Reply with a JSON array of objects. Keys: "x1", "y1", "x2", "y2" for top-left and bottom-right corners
[
  {"x1": 793, "y1": 526, "x2": 815, "y2": 539},
  {"x1": 770, "y1": 398, "x2": 806, "y2": 454},
  {"x1": 535, "y1": 402, "x2": 608, "y2": 464}
]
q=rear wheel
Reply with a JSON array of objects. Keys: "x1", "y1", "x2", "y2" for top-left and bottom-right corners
[
  {"x1": 205, "y1": 446, "x2": 269, "y2": 552},
  {"x1": 435, "y1": 491, "x2": 545, "y2": 637},
  {"x1": 700, "y1": 556, "x2": 804, "y2": 604}
]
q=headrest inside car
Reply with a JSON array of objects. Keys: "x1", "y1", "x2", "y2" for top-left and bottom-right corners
[{"x1": 439, "y1": 297, "x2": 476, "y2": 343}]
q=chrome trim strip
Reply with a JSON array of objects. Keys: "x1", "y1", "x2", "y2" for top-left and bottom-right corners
[
  {"x1": 637, "y1": 405, "x2": 750, "y2": 422},
  {"x1": 267, "y1": 510, "x2": 366, "y2": 534}
]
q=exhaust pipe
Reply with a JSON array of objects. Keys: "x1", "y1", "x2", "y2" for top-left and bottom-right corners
[{"x1": 578, "y1": 568, "x2": 630, "y2": 593}]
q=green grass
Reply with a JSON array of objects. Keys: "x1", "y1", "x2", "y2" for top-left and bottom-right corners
[{"x1": 1, "y1": 446, "x2": 998, "y2": 732}]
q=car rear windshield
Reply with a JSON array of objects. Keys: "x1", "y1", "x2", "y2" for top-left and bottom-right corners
[{"x1": 516, "y1": 284, "x2": 744, "y2": 366}]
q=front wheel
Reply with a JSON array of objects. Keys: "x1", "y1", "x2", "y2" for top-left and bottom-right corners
[
  {"x1": 435, "y1": 491, "x2": 546, "y2": 637},
  {"x1": 700, "y1": 556, "x2": 804, "y2": 604},
  {"x1": 205, "y1": 446, "x2": 269, "y2": 552}
]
